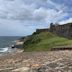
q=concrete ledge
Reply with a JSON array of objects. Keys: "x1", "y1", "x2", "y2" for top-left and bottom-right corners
[{"x1": 51, "y1": 46, "x2": 72, "y2": 51}]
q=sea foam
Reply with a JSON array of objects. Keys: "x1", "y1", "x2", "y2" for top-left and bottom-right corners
[{"x1": 0, "y1": 47, "x2": 9, "y2": 53}]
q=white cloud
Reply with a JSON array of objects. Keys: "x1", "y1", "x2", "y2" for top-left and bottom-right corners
[
  {"x1": 59, "y1": 18, "x2": 72, "y2": 24},
  {"x1": 0, "y1": 0, "x2": 67, "y2": 21},
  {"x1": 0, "y1": 0, "x2": 70, "y2": 36}
]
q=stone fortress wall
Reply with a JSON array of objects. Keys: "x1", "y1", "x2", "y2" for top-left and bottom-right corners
[
  {"x1": 36, "y1": 22, "x2": 72, "y2": 38},
  {"x1": 50, "y1": 23, "x2": 72, "y2": 38}
]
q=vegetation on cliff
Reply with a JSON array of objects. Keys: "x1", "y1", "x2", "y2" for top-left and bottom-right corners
[{"x1": 23, "y1": 32, "x2": 72, "y2": 51}]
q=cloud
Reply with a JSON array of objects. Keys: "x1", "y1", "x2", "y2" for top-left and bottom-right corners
[
  {"x1": 0, "y1": 0, "x2": 68, "y2": 22},
  {"x1": 59, "y1": 18, "x2": 72, "y2": 24},
  {"x1": 0, "y1": 0, "x2": 71, "y2": 36},
  {"x1": 0, "y1": 19, "x2": 37, "y2": 36}
]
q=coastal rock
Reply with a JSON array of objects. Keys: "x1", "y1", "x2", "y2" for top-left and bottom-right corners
[
  {"x1": 0, "y1": 51, "x2": 72, "y2": 72},
  {"x1": 12, "y1": 67, "x2": 30, "y2": 72}
]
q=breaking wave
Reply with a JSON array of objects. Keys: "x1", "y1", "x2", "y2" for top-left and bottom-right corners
[{"x1": 0, "y1": 47, "x2": 9, "y2": 53}]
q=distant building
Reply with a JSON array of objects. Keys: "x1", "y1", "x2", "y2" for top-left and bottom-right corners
[{"x1": 50, "y1": 23, "x2": 72, "y2": 38}]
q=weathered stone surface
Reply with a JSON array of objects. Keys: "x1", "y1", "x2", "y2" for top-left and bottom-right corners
[
  {"x1": 12, "y1": 67, "x2": 30, "y2": 72},
  {"x1": 0, "y1": 51, "x2": 72, "y2": 72},
  {"x1": 50, "y1": 23, "x2": 72, "y2": 38}
]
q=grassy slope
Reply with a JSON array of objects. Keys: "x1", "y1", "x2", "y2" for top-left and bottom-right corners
[{"x1": 23, "y1": 32, "x2": 72, "y2": 51}]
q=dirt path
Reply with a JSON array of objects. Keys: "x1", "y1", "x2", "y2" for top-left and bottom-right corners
[{"x1": 0, "y1": 50, "x2": 72, "y2": 72}]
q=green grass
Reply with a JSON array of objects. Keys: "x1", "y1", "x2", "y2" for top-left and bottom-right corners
[{"x1": 23, "y1": 32, "x2": 72, "y2": 51}]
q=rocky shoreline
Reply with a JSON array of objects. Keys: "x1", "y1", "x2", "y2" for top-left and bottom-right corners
[{"x1": 0, "y1": 50, "x2": 72, "y2": 72}]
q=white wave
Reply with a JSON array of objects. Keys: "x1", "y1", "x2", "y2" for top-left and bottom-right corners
[{"x1": 0, "y1": 47, "x2": 9, "y2": 53}]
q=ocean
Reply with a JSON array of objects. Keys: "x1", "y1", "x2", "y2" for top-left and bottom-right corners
[{"x1": 0, "y1": 36, "x2": 21, "y2": 53}]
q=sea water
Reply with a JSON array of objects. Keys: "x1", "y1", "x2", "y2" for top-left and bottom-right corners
[{"x1": 0, "y1": 36, "x2": 21, "y2": 53}]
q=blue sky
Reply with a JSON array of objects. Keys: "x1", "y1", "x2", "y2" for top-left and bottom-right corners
[{"x1": 0, "y1": 0, "x2": 72, "y2": 36}]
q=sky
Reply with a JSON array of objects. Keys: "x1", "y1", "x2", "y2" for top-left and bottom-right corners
[{"x1": 0, "y1": 0, "x2": 72, "y2": 36}]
